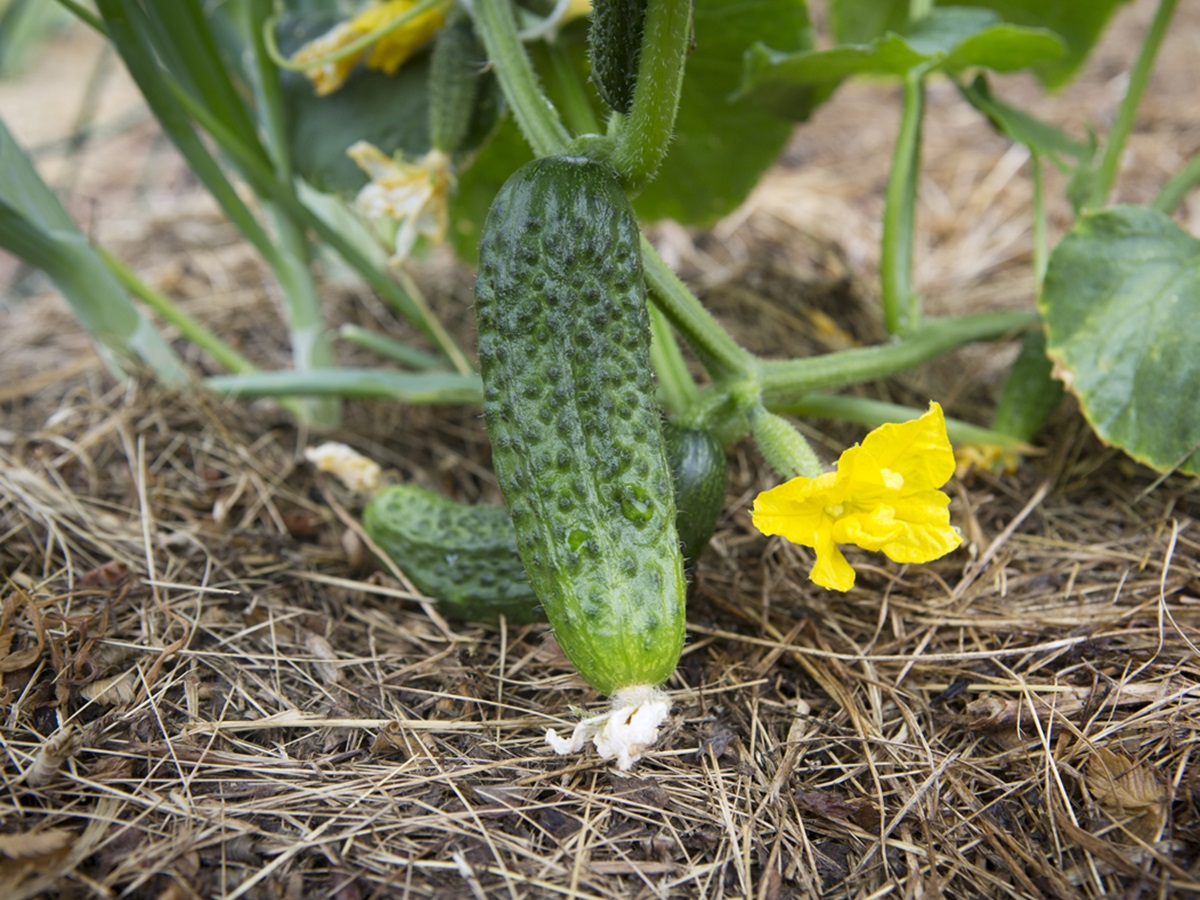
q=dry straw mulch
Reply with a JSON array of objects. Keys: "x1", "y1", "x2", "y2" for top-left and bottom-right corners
[
  {"x1": 4, "y1": 1, "x2": 1200, "y2": 897},
  {"x1": 2, "y1": 380, "x2": 1198, "y2": 900}
]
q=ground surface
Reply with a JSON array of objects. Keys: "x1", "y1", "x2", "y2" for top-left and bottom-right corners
[{"x1": 2, "y1": 2, "x2": 1200, "y2": 898}]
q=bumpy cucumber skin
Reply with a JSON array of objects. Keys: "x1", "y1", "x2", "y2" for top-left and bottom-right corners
[
  {"x1": 588, "y1": 0, "x2": 647, "y2": 114},
  {"x1": 475, "y1": 155, "x2": 686, "y2": 696},
  {"x1": 363, "y1": 485, "x2": 542, "y2": 623},
  {"x1": 663, "y1": 423, "x2": 727, "y2": 563}
]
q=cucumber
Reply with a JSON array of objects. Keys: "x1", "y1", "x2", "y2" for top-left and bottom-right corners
[
  {"x1": 362, "y1": 426, "x2": 726, "y2": 625},
  {"x1": 474, "y1": 154, "x2": 686, "y2": 697},
  {"x1": 428, "y1": 17, "x2": 485, "y2": 159},
  {"x1": 588, "y1": 0, "x2": 648, "y2": 115},
  {"x1": 362, "y1": 485, "x2": 542, "y2": 623},
  {"x1": 663, "y1": 422, "x2": 726, "y2": 563}
]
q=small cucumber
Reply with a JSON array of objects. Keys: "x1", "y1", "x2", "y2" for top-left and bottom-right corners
[
  {"x1": 475, "y1": 155, "x2": 686, "y2": 697},
  {"x1": 362, "y1": 426, "x2": 726, "y2": 625},
  {"x1": 992, "y1": 329, "x2": 1064, "y2": 443},
  {"x1": 663, "y1": 422, "x2": 726, "y2": 563},
  {"x1": 588, "y1": 0, "x2": 648, "y2": 114},
  {"x1": 428, "y1": 17, "x2": 485, "y2": 158},
  {"x1": 362, "y1": 485, "x2": 542, "y2": 623}
]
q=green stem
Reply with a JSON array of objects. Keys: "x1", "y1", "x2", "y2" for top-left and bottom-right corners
[
  {"x1": 544, "y1": 39, "x2": 602, "y2": 136},
  {"x1": 1030, "y1": 150, "x2": 1048, "y2": 287},
  {"x1": 611, "y1": 0, "x2": 691, "y2": 192},
  {"x1": 648, "y1": 304, "x2": 698, "y2": 418},
  {"x1": 881, "y1": 71, "x2": 925, "y2": 336},
  {"x1": 759, "y1": 311, "x2": 1036, "y2": 404},
  {"x1": 207, "y1": 369, "x2": 483, "y2": 404},
  {"x1": 1152, "y1": 150, "x2": 1200, "y2": 215},
  {"x1": 100, "y1": 249, "x2": 255, "y2": 375},
  {"x1": 474, "y1": 0, "x2": 570, "y2": 156},
  {"x1": 772, "y1": 393, "x2": 1032, "y2": 452},
  {"x1": 1092, "y1": 0, "x2": 1178, "y2": 207},
  {"x1": 338, "y1": 325, "x2": 447, "y2": 370},
  {"x1": 641, "y1": 235, "x2": 755, "y2": 380}
]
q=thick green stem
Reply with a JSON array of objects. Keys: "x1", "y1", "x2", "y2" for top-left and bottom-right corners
[
  {"x1": 759, "y1": 311, "x2": 1036, "y2": 404},
  {"x1": 881, "y1": 71, "x2": 925, "y2": 336},
  {"x1": 641, "y1": 235, "x2": 755, "y2": 380},
  {"x1": 1152, "y1": 151, "x2": 1200, "y2": 215},
  {"x1": 1092, "y1": 0, "x2": 1178, "y2": 207},
  {"x1": 611, "y1": 0, "x2": 691, "y2": 192},
  {"x1": 648, "y1": 304, "x2": 698, "y2": 418},
  {"x1": 474, "y1": 0, "x2": 570, "y2": 156}
]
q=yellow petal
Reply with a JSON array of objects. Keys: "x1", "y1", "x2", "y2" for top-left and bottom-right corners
[
  {"x1": 833, "y1": 504, "x2": 904, "y2": 552},
  {"x1": 751, "y1": 472, "x2": 839, "y2": 548},
  {"x1": 857, "y1": 402, "x2": 956, "y2": 493},
  {"x1": 879, "y1": 492, "x2": 962, "y2": 564},
  {"x1": 290, "y1": 22, "x2": 363, "y2": 96},
  {"x1": 360, "y1": 0, "x2": 448, "y2": 75},
  {"x1": 810, "y1": 532, "x2": 856, "y2": 591}
]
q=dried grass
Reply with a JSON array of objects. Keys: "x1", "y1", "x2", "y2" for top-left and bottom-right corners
[{"x1": 4, "y1": 1, "x2": 1200, "y2": 897}]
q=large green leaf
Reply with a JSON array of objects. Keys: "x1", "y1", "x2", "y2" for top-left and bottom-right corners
[
  {"x1": 278, "y1": 13, "x2": 501, "y2": 195},
  {"x1": 1040, "y1": 206, "x2": 1200, "y2": 476},
  {"x1": 826, "y1": 0, "x2": 1131, "y2": 88},
  {"x1": 740, "y1": 7, "x2": 1063, "y2": 118},
  {"x1": 451, "y1": 0, "x2": 814, "y2": 255},
  {"x1": 632, "y1": 0, "x2": 813, "y2": 224},
  {"x1": 949, "y1": 0, "x2": 1133, "y2": 89}
]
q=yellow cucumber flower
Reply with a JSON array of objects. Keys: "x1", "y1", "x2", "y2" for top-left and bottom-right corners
[
  {"x1": 348, "y1": 141, "x2": 451, "y2": 260},
  {"x1": 291, "y1": 0, "x2": 448, "y2": 96},
  {"x1": 752, "y1": 402, "x2": 962, "y2": 591}
]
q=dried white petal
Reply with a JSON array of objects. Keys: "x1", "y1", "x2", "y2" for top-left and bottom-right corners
[
  {"x1": 545, "y1": 685, "x2": 670, "y2": 771},
  {"x1": 304, "y1": 442, "x2": 381, "y2": 493}
]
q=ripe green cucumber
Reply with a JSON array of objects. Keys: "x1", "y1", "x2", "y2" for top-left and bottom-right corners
[
  {"x1": 474, "y1": 154, "x2": 686, "y2": 696},
  {"x1": 588, "y1": 0, "x2": 648, "y2": 114},
  {"x1": 362, "y1": 484, "x2": 542, "y2": 623}
]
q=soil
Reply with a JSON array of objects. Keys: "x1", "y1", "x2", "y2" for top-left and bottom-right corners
[{"x1": 2, "y1": 2, "x2": 1200, "y2": 898}]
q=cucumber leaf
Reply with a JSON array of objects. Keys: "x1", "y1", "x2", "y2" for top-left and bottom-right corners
[
  {"x1": 826, "y1": 0, "x2": 1131, "y2": 88},
  {"x1": 452, "y1": 0, "x2": 815, "y2": 256},
  {"x1": 740, "y1": 7, "x2": 1064, "y2": 119},
  {"x1": 958, "y1": 74, "x2": 1090, "y2": 173},
  {"x1": 1040, "y1": 206, "x2": 1200, "y2": 476},
  {"x1": 277, "y1": 13, "x2": 501, "y2": 196},
  {"x1": 632, "y1": 0, "x2": 814, "y2": 224}
]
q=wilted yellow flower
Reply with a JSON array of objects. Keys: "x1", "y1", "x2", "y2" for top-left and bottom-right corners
[
  {"x1": 291, "y1": 0, "x2": 448, "y2": 96},
  {"x1": 752, "y1": 402, "x2": 962, "y2": 591},
  {"x1": 954, "y1": 442, "x2": 1020, "y2": 478},
  {"x1": 348, "y1": 141, "x2": 451, "y2": 260}
]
